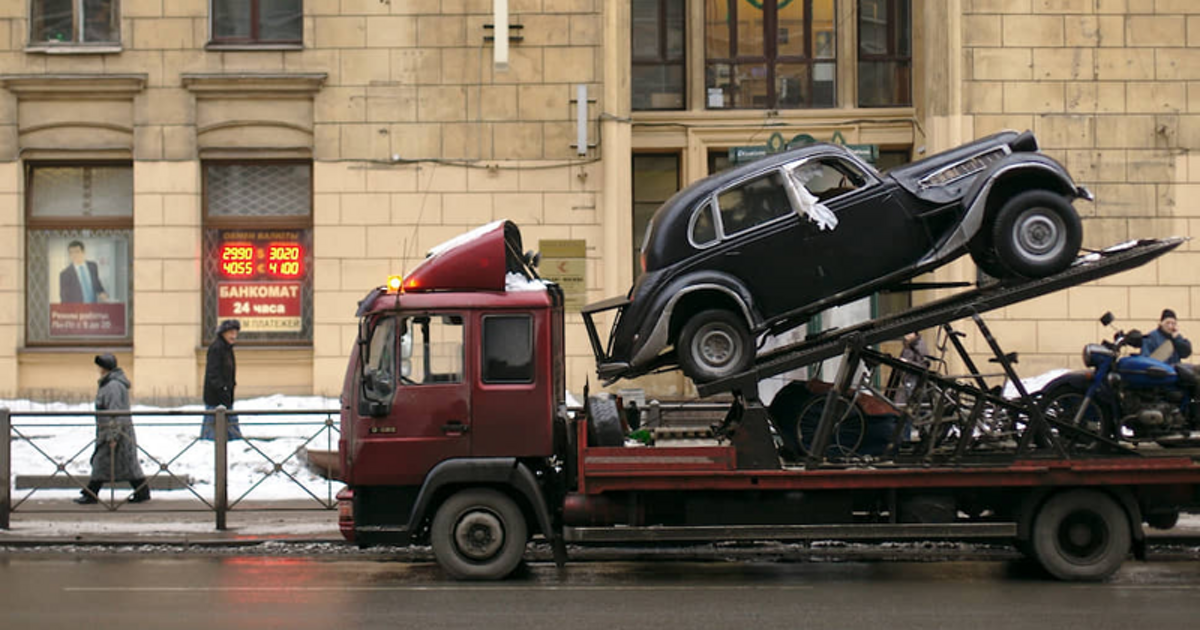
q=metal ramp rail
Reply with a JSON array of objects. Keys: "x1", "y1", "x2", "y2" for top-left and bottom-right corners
[{"x1": 692, "y1": 237, "x2": 1186, "y2": 469}]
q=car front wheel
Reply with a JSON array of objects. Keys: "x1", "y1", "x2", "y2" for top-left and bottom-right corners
[
  {"x1": 991, "y1": 190, "x2": 1082, "y2": 278},
  {"x1": 677, "y1": 309, "x2": 754, "y2": 383}
]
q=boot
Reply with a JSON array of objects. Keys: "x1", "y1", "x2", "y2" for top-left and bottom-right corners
[
  {"x1": 74, "y1": 480, "x2": 103, "y2": 505},
  {"x1": 128, "y1": 479, "x2": 151, "y2": 503}
]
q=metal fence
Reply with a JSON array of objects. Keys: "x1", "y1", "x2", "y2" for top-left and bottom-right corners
[{"x1": 0, "y1": 406, "x2": 341, "y2": 530}]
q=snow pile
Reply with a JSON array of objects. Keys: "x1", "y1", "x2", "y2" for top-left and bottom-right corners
[
  {"x1": 505, "y1": 272, "x2": 550, "y2": 292},
  {"x1": 426, "y1": 220, "x2": 503, "y2": 257},
  {"x1": 2, "y1": 394, "x2": 343, "y2": 502}
]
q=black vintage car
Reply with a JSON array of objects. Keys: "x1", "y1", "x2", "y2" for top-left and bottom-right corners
[{"x1": 583, "y1": 130, "x2": 1092, "y2": 384}]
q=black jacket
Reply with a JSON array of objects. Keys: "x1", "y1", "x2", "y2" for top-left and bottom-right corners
[
  {"x1": 203, "y1": 336, "x2": 237, "y2": 407},
  {"x1": 59, "y1": 261, "x2": 107, "y2": 303}
]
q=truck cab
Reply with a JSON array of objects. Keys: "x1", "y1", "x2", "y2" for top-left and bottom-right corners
[{"x1": 339, "y1": 221, "x2": 566, "y2": 577}]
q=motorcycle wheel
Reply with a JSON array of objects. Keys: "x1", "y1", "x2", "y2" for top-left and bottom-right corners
[{"x1": 1039, "y1": 386, "x2": 1114, "y2": 452}]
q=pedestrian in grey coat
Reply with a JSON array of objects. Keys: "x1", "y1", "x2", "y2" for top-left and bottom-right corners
[{"x1": 75, "y1": 354, "x2": 150, "y2": 504}]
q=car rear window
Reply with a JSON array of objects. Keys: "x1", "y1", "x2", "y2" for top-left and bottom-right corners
[
  {"x1": 716, "y1": 171, "x2": 793, "y2": 236},
  {"x1": 689, "y1": 202, "x2": 718, "y2": 246}
]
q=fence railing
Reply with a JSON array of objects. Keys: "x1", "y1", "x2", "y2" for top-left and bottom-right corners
[{"x1": 0, "y1": 406, "x2": 341, "y2": 530}]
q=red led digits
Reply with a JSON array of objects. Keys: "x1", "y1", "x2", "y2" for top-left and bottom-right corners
[
  {"x1": 266, "y1": 243, "x2": 304, "y2": 279},
  {"x1": 219, "y1": 243, "x2": 256, "y2": 278},
  {"x1": 218, "y1": 241, "x2": 304, "y2": 279}
]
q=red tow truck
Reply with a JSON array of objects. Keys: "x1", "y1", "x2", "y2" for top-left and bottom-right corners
[{"x1": 337, "y1": 220, "x2": 1200, "y2": 581}]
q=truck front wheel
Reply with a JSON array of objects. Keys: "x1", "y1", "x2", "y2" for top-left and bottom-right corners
[
  {"x1": 1031, "y1": 490, "x2": 1130, "y2": 581},
  {"x1": 431, "y1": 489, "x2": 528, "y2": 580}
]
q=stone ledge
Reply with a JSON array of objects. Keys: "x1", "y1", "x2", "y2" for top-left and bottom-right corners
[
  {"x1": 0, "y1": 74, "x2": 147, "y2": 97},
  {"x1": 181, "y1": 73, "x2": 327, "y2": 96}
]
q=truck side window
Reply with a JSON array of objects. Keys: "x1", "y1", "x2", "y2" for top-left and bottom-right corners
[
  {"x1": 482, "y1": 315, "x2": 534, "y2": 384},
  {"x1": 363, "y1": 316, "x2": 397, "y2": 400},
  {"x1": 401, "y1": 314, "x2": 464, "y2": 385}
]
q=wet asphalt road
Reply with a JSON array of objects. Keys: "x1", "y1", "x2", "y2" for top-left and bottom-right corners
[{"x1": 2, "y1": 555, "x2": 1199, "y2": 630}]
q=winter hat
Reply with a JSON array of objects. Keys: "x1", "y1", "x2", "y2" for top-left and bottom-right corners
[
  {"x1": 94, "y1": 353, "x2": 117, "y2": 371},
  {"x1": 1161, "y1": 309, "x2": 1178, "y2": 322},
  {"x1": 217, "y1": 319, "x2": 242, "y2": 335}
]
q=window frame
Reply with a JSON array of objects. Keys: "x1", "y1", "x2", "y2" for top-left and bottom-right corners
[
  {"x1": 480, "y1": 314, "x2": 536, "y2": 385},
  {"x1": 24, "y1": 160, "x2": 135, "y2": 348},
  {"x1": 208, "y1": 0, "x2": 304, "y2": 47},
  {"x1": 856, "y1": 0, "x2": 912, "y2": 107},
  {"x1": 399, "y1": 313, "x2": 466, "y2": 387},
  {"x1": 28, "y1": 0, "x2": 121, "y2": 46},
  {"x1": 632, "y1": 0, "x2": 687, "y2": 111},
  {"x1": 710, "y1": 167, "x2": 798, "y2": 238},
  {"x1": 704, "y1": 0, "x2": 837, "y2": 110},
  {"x1": 786, "y1": 153, "x2": 879, "y2": 204},
  {"x1": 201, "y1": 159, "x2": 314, "y2": 347}
]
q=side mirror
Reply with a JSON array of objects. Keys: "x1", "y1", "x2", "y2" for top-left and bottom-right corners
[
  {"x1": 1126, "y1": 329, "x2": 1144, "y2": 349},
  {"x1": 524, "y1": 250, "x2": 541, "y2": 268},
  {"x1": 1100, "y1": 312, "x2": 1115, "y2": 327}
]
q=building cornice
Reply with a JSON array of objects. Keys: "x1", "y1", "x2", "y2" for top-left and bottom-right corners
[
  {"x1": 181, "y1": 73, "x2": 328, "y2": 97},
  {"x1": 0, "y1": 74, "x2": 147, "y2": 97}
]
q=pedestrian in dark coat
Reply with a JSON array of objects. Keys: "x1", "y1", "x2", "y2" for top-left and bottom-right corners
[
  {"x1": 1142, "y1": 308, "x2": 1192, "y2": 365},
  {"x1": 201, "y1": 319, "x2": 243, "y2": 440},
  {"x1": 75, "y1": 354, "x2": 149, "y2": 504}
]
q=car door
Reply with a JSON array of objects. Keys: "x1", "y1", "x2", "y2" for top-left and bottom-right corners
[
  {"x1": 788, "y1": 155, "x2": 930, "y2": 298},
  {"x1": 351, "y1": 312, "x2": 471, "y2": 487}
]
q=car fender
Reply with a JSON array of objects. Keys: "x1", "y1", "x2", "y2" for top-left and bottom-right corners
[
  {"x1": 406, "y1": 458, "x2": 555, "y2": 544},
  {"x1": 922, "y1": 154, "x2": 1087, "y2": 266},
  {"x1": 630, "y1": 272, "x2": 759, "y2": 367}
]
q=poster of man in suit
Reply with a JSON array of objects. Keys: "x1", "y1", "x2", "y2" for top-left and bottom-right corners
[{"x1": 47, "y1": 236, "x2": 127, "y2": 338}]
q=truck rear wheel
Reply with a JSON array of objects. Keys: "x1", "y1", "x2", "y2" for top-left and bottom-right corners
[
  {"x1": 430, "y1": 489, "x2": 528, "y2": 581},
  {"x1": 1031, "y1": 490, "x2": 1130, "y2": 581}
]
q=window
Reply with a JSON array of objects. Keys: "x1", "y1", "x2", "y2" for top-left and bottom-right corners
[
  {"x1": 705, "y1": 0, "x2": 837, "y2": 110},
  {"x1": 858, "y1": 0, "x2": 911, "y2": 107},
  {"x1": 716, "y1": 171, "x2": 794, "y2": 235},
  {"x1": 202, "y1": 162, "x2": 313, "y2": 345},
  {"x1": 401, "y1": 315, "x2": 464, "y2": 385},
  {"x1": 689, "y1": 202, "x2": 718, "y2": 246},
  {"x1": 363, "y1": 316, "x2": 398, "y2": 402},
  {"x1": 632, "y1": 0, "x2": 686, "y2": 110},
  {"x1": 25, "y1": 164, "x2": 133, "y2": 345},
  {"x1": 482, "y1": 315, "x2": 534, "y2": 384},
  {"x1": 791, "y1": 156, "x2": 870, "y2": 201},
  {"x1": 30, "y1": 0, "x2": 119, "y2": 44},
  {"x1": 211, "y1": 0, "x2": 303, "y2": 45},
  {"x1": 632, "y1": 154, "x2": 680, "y2": 274}
]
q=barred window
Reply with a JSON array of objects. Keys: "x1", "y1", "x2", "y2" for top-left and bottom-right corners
[
  {"x1": 25, "y1": 164, "x2": 133, "y2": 346},
  {"x1": 202, "y1": 162, "x2": 313, "y2": 345},
  {"x1": 30, "y1": 0, "x2": 120, "y2": 45}
]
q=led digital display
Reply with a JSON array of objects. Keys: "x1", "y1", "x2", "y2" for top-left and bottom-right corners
[{"x1": 218, "y1": 241, "x2": 305, "y2": 279}]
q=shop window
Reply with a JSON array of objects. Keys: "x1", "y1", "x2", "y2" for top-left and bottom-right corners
[
  {"x1": 30, "y1": 0, "x2": 119, "y2": 44},
  {"x1": 25, "y1": 164, "x2": 133, "y2": 345},
  {"x1": 705, "y1": 0, "x2": 836, "y2": 110},
  {"x1": 482, "y1": 315, "x2": 534, "y2": 384},
  {"x1": 632, "y1": 153, "x2": 680, "y2": 276},
  {"x1": 857, "y1": 0, "x2": 911, "y2": 107},
  {"x1": 632, "y1": 0, "x2": 686, "y2": 110},
  {"x1": 202, "y1": 162, "x2": 313, "y2": 345},
  {"x1": 210, "y1": 0, "x2": 303, "y2": 45}
]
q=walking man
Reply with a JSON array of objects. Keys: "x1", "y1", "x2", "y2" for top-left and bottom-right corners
[
  {"x1": 201, "y1": 319, "x2": 243, "y2": 440},
  {"x1": 75, "y1": 354, "x2": 149, "y2": 504}
]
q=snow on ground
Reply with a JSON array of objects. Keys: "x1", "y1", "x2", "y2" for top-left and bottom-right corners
[{"x1": 2, "y1": 394, "x2": 344, "y2": 503}]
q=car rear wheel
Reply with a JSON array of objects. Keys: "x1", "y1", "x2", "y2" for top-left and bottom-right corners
[
  {"x1": 991, "y1": 190, "x2": 1082, "y2": 278},
  {"x1": 677, "y1": 309, "x2": 754, "y2": 383}
]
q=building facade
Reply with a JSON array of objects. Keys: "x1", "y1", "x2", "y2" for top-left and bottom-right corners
[{"x1": 0, "y1": 0, "x2": 1196, "y2": 402}]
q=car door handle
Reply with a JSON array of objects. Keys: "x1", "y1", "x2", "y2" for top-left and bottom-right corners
[{"x1": 442, "y1": 422, "x2": 469, "y2": 435}]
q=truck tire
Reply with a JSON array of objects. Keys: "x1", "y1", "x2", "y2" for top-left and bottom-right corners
[
  {"x1": 1031, "y1": 490, "x2": 1130, "y2": 581},
  {"x1": 430, "y1": 489, "x2": 528, "y2": 581},
  {"x1": 677, "y1": 309, "x2": 754, "y2": 383},
  {"x1": 991, "y1": 190, "x2": 1082, "y2": 279},
  {"x1": 586, "y1": 394, "x2": 624, "y2": 447}
]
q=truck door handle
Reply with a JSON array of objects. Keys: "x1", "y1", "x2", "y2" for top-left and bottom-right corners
[{"x1": 442, "y1": 422, "x2": 469, "y2": 435}]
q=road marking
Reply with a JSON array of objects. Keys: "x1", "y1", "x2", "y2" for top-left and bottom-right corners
[{"x1": 65, "y1": 585, "x2": 815, "y2": 593}]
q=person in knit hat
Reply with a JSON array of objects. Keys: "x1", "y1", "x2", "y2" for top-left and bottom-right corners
[
  {"x1": 200, "y1": 319, "x2": 243, "y2": 440},
  {"x1": 1142, "y1": 308, "x2": 1192, "y2": 365},
  {"x1": 75, "y1": 353, "x2": 150, "y2": 504}
]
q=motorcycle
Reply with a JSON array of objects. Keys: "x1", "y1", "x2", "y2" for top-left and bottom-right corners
[{"x1": 1038, "y1": 312, "x2": 1200, "y2": 449}]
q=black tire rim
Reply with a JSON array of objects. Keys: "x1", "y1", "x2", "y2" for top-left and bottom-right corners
[
  {"x1": 692, "y1": 322, "x2": 742, "y2": 371},
  {"x1": 1044, "y1": 391, "x2": 1106, "y2": 449},
  {"x1": 454, "y1": 509, "x2": 505, "y2": 561},
  {"x1": 1056, "y1": 509, "x2": 1110, "y2": 565},
  {"x1": 1013, "y1": 207, "x2": 1066, "y2": 264}
]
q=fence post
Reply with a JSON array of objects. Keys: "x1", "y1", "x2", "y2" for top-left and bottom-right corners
[
  {"x1": 1, "y1": 408, "x2": 10, "y2": 530},
  {"x1": 215, "y1": 406, "x2": 227, "y2": 530}
]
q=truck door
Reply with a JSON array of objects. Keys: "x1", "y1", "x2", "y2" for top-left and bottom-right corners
[
  {"x1": 471, "y1": 312, "x2": 554, "y2": 458},
  {"x1": 352, "y1": 313, "x2": 470, "y2": 486}
]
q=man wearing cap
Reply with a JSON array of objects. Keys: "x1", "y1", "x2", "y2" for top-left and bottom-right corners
[
  {"x1": 201, "y1": 319, "x2": 243, "y2": 440},
  {"x1": 1142, "y1": 309, "x2": 1192, "y2": 365},
  {"x1": 75, "y1": 354, "x2": 149, "y2": 504}
]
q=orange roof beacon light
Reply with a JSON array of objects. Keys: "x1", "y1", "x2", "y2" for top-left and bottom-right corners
[{"x1": 386, "y1": 275, "x2": 403, "y2": 294}]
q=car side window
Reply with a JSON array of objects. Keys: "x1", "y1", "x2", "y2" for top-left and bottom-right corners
[
  {"x1": 689, "y1": 202, "x2": 718, "y2": 246},
  {"x1": 715, "y1": 171, "x2": 793, "y2": 236},
  {"x1": 482, "y1": 315, "x2": 534, "y2": 384},
  {"x1": 792, "y1": 157, "x2": 871, "y2": 203},
  {"x1": 400, "y1": 314, "x2": 464, "y2": 385}
]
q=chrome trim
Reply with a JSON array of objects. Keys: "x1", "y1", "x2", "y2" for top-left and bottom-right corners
[
  {"x1": 917, "y1": 145, "x2": 1011, "y2": 190},
  {"x1": 686, "y1": 200, "x2": 721, "y2": 249},
  {"x1": 630, "y1": 284, "x2": 755, "y2": 367}
]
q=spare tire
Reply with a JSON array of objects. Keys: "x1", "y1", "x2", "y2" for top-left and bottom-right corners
[{"x1": 586, "y1": 394, "x2": 624, "y2": 447}]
